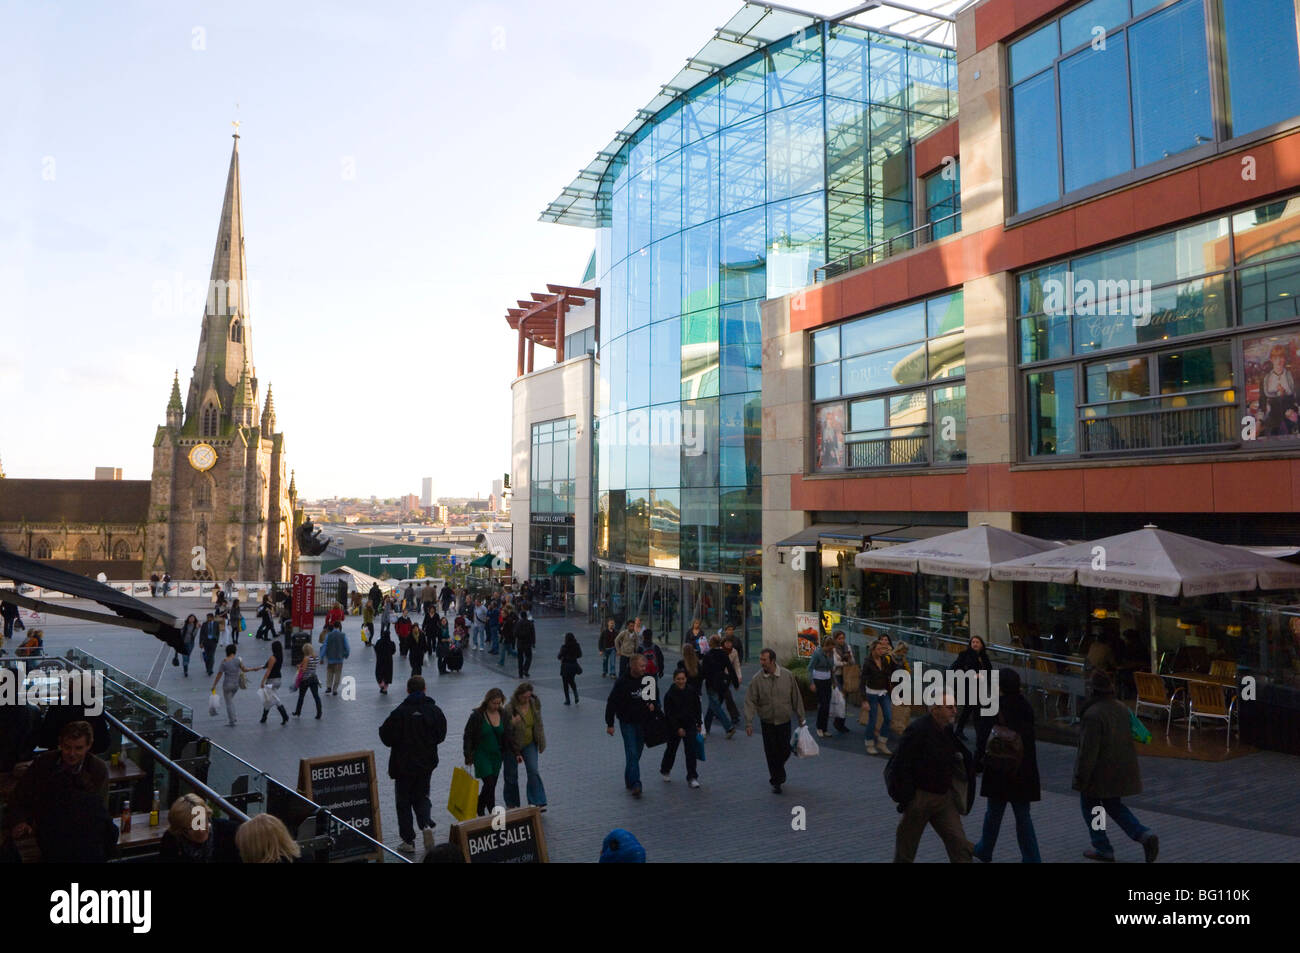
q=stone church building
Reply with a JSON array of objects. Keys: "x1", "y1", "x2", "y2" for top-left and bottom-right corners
[{"x1": 0, "y1": 135, "x2": 297, "y2": 581}]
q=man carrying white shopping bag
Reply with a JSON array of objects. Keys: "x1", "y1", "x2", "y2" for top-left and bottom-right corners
[{"x1": 744, "y1": 648, "x2": 807, "y2": 794}]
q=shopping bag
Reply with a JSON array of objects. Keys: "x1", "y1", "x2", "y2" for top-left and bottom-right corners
[
  {"x1": 643, "y1": 711, "x2": 668, "y2": 748},
  {"x1": 240, "y1": 617, "x2": 246, "y2": 631},
  {"x1": 858, "y1": 701, "x2": 872, "y2": 726},
  {"x1": 830, "y1": 685, "x2": 846, "y2": 720},
  {"x1": 840, "y1": 663, "x2": 861, "y2": 694},
  {"x1": 208, "y1": 692, "x2": 220, "y2": 717},
  {"x1": 693, "y1": 732, "x2": 706, "y2": 762},
  {"x1": 447, "y1": 766, "x2": 480, "y2": 822},
  {"x1": 1129, "y1": 707, "x2": 1152, "y2": 745},
  {"x1": 258, "y1": 685, "x2": 273, "y2": 707},
  {"x1": 793, "y1": 725, "x2": 820, "y2": 758}
]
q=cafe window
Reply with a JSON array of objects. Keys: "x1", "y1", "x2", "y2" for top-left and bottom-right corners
[
  {"x1": 1018, "y1": 193, "x2": 1300, "y2": 457},
  {"x1": 810, "y1": 290, "x2": 964, "y2": 470}
]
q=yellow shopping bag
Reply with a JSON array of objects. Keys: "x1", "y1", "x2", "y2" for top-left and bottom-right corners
[{"x1": 447, "y1": 766, "x2": 480, "y2": 822}]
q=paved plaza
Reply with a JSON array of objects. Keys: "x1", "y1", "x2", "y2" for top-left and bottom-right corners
[{"x1": 24, "y1": 601, "x2": 1300, "y2": 863}]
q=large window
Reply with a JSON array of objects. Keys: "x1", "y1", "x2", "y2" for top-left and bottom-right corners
[
  {"x1": 1018, "y1": 193, "x2": 1300, "y2": 457},
  {"x1": 810, "y1": 290, "x2": 965, "y2": 470},
  {"x1": 1009, "y1": 0, "x2": 1298, "y2": 215},
  {"x1": 530, "y1": 417, "x2": 578, "y2": 583},
  {"x1": 922, "y1": 162, "x2": 960, "y2": 239}
]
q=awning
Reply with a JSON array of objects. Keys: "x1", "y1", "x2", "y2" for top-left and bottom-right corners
[
  {"x1": 773, "y1": 524, "x2": 905, "y2": 549},
  {"x1": 869, "y1": 525, "x2": 963, "y2": 546},
  {"x1": 0, "y1": 549, "x2": 184, "y2": 651}
]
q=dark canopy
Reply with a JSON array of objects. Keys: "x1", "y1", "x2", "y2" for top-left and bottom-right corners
[{"x1": 0, "y1": 549, "x2": 183, "y2": 651}]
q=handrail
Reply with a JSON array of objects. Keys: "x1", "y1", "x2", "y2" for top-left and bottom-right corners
[{"x1": 815, "y1": 212, "x2": 960, "y2": 282}]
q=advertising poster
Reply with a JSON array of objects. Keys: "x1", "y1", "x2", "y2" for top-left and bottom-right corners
[
  {"x1": 795, "y1": 611, "x2": 819, "y2": 658},
  {"x1": 815, "y1": 403, "x2": 846, "y2": 469},
  {"x1": 1243, "y1": 330, "x2": 1300, "y2": 439}
]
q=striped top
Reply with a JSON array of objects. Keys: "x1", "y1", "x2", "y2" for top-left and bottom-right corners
[{"x1": 300, "y1": 655, "x2": 319, "y2": 680}]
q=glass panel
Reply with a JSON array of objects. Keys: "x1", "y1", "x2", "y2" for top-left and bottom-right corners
[
  {"x1": 1086, "y1": 357, "x2": 1152, "y2": 403},
  {"x1": 595, "y1": 491, "x2": 609, "y2": 559},
  {"x1": 767, "y1": 100, "x2": 825, "y2": 201},
  {"x1": 767, "y1": 192, "x2": 826, "y2": 298},
  {"x1": 1157, "y1": 343, "x2": 1233, "y2": 398},
  {"x1": 931, "y1": 384, "x2": 967, "y2": 463},
  {"x1": 928, "y1": 331, "x2": 965, "y2": 380},
  {"x1": 625, "y1": 490, "x2": 650, "y2": 566},
  {"x1": 626, "y1": 245, "x2": 651, "y2": 331},
  {"x1": 650, "y1": 405, "x2": 682, "y2": 488},
  {"x1": 681, "y1": 308, "x2": 719, "y2": 399},
  {"x1": 625, "y1": 326, "x2": 650, "y2": 409},
  {"x1": 1026, "y1": 369, "x2": 1077, "y2": 456},
  {"x1": 826, "y1": 24, "x2": 870, "y2": 102},
  {"x1": 719, "y1": 485, "x2": 760, "y2": 573},
  {"x1": 1223, "y1": 0, "x2": 1300, "y2": 138},
  {"x1": 719, "y1": 394, "x2": 748, "y2": 487},
  {"x1": 1019, "y1": 313, "x2": 1073, "y2": 362},
  {"x1": 1243, "y1": 329, "x2": 1300, "y2": 438},
  {"x1": 1233, "y1": 198, "x2": 1300, "y2": 265},
  {"x1": 536, "y1": 441, "x2": 552, "y2": 482},
  {"x1": 825, "y1": 97, "x2": 866, "y2": 196},
  {"x1": 720, "y1": 206, "x2": 767, "y2": 303},
  {"x1": 680, "y1": 489, "x2": 720, "y2": 573},
  {"x1": 721, "y1": 117, "x2": 766, "y2": 215},
  {"x1": 1128, "y1": 0, "x2": 1211, "y2": 167},
  {"x1": 868, "y1": 36, "x2": 906, "y2": 108},
  {"x1": 768, "y1": 29, "x2": 823, "y2": 108},
  {"x1": 843, "y1": 344, "x2": 927, "y2": 395},
  {"x1": 849, "y1": 396, "x2": 886, "y2": 432},
  {"x1": 721, "y1": 299, "x2": 762, "y2": 348},
  {"x1": 608, "y1": 491, "x2": 625, "y2": 562},
  {"x1": 1072, "y1": 275, "x2": 1229, "y2": 352},
  {"x1": 684, "y1": 78, "x2": 721, "y2": 145},
  {"x1": 650, "y1": 318, "x2": 682, "y2": 406},
  {"x1": 722, "y1": 57, "x2": 766, "y2": 127},
  {"x1": 814, "y1": 362, "x2": 841, "y2": 400},
  {"x1": 1012, "y1": 71, "x2": 1061, "y2": 213},
  {"x1": 1009, "y1": 21, "x2": 1059, "y2": 84},
  {"x1": 827, "y1": 188, "x2": 868, "y2": 261},
  {"x1": 1060, "y1": 0, "x2": 1129, "y2": 52},
  {"x1": 608, "y1": 260, "x2": 626, "y2": 340},
  {"x1": 1238, "y1": 257, "x2": 1300, "y2": 325},
  {"x1": 651, "y1": 149, "x2": 682, "y2": 242},
  {"x1": 908, "y1": 41, "x2": 951, "y2": 118},
  {"x1": 651, "y1": 233, "x2": 683, "y2": 322},
  {"x1": 868, "y1": 105, "x2": 909, "y2": 202},
  {"x1": 683, "y1": 220, "x2": 719, "y2": 312},
  {"x1": 842, "y1": 300, "x2": 925, "y2": 356},
  {"x1": 684, "y1": 134, "x2": 720, "y2": 228},
  {"x1": 629, "y1": 172, "x2": 653, "y2": 253},
  {"x1": 720, "y1": 343, "x2": 762, "y2": 395},
  {"x1": 626, "y1": 408, "x2": 650, "y2": 489},
  {"x1": 1070, "y1": 218, "x2": 1230, "y2": 289},
  {"x1": 926, "y1": 289, "x2": 964, "y2": 336},
  {"x1": 813, "y1": 326, "x2": 840, "y2": 363},
  {"x1": 649, "y1": 488, "x2": 681, "y2": 570},
  {"x1": 1060, "y1": 35, "x2": 1132, "y2": 192},
  {"x1": 608, "y1": 411, "x2": 626, "y2": 490},
  {"x1": 612, "y1": 183, "x2": 628, "y2": 264},
  {"x1": 653, "y1": 105, "x2": 683, "y2": 157},
  {"x1": 681, "y1": 397, "x2": 718, "y2": 487},
  {"x1": 814, "y1": 402, "x2": 847, "y2": 469}
]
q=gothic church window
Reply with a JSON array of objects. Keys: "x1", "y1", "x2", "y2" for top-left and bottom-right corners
[
  {"x1": 75, "y1": 539, "x2": 92, "y2": 560},
  {"x1": 195, "y1": 475, "x2": 213, "y2": 508},
  {"x1": 112, "y1": 540, "x2": 131, "y2": 560},
  {"x1": 230, "y1": 319, "x2": 242, "y2": 343},
  {"x1": 34, "y1": 538, "x2": 52, "y2": 559},
  {"x1": 202, "y1": 405, "x2": 218, "y2": 437}
]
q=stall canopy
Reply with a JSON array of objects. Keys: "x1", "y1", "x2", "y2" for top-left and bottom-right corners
[{"x1": 0, "y1": 549, "x2": 183, "y2": 650}]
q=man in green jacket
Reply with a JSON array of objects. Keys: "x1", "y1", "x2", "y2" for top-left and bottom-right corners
[
  {"x1": 1074, "y1": 671, "x2": 1158, "y2": 862},
  {"x1": 744, "y1": 648, "x2": 807, "y2": 794}
]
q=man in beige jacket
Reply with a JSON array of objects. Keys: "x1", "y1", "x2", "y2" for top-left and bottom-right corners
[{"x1": 744, "y1": 649, "x2": 807, "y2": 794}]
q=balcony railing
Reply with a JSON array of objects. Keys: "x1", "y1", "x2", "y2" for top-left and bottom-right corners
[
  {"x1": 846, "y1": 432, "x2": 930, "y2": 469},
  {"x1": 1079, "y1": 389, "x2": 1237, "y2": 455},
  {"x1": 815, "y1": 212, "x2": 960, "y2": 283}
]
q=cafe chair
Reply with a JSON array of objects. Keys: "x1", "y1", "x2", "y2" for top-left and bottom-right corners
[
  {"x1": 1007, "y1": 621, "x2": 1038, "y2": 649},
  {"x1": 1030, "y1": 656, "x2": 1072, "y2": 723},
  {"x1": 1134, "y1": 672, "x2": 1184, "y2": 735},
  {"x1": 1208, "y1": 659, "x2": 1238, "y2": 681},
  {"x1": 1186, "y1": 682, "x2": 1238, "y2": 750}
]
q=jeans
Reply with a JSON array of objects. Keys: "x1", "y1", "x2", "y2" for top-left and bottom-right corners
[
  {"x1": 602, "y1": 648, "x2": 616, "y2": 677},
  {"x1": 179, "y1": 650, "x2": 191, "y2": 676},
  {"x1": 517, "y1": 645, "x2": 533, "y2": 678},
  {"x1": 619, "y1": 722, "x2": 645, "y2": 790},
  {"x1": 660, "y1": 730, "x2": 698, "y2": 780},
  {"x1": 759, "y1": 720, "x2": 792, "y2": 786},
  {"x1": 294, "y1": 678, "x2": 321, "y2": 716},
  {"x1": 487, "y1": 622, "x2": 500, "y2": 654},
  {"x1": 974, "y1": 799, "x2": 1041, "y2": 863},
  {"x1": 704, "y1": 689, "x2": 733, "y2": 733},
  {"x1": 502, "y1": 743, "x2": 547, "y2": 808},
  {"x1": 498, "y1": 639, "x2": 510, "y2": 666},
  {"x1": 813, "y1": 677, "x2": 832, "y2": 732},
  {"x1": 865, "y1": 692, "x2": 896, "y2": 742},
  {"x1": 394, "y1": 772, "x2": 433, "y2": 844},
  {"x1": 1080, "y1": 794, "x2": 1151, "y2": 858},
  {"x1": 471, "y1": 623, "x2": 486, "y2": 650}
]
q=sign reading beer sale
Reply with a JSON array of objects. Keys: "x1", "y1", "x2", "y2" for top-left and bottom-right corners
[
  {"x1": 292, "y1": 572, "x2": 315, "y2": 630},
  {"x1": 297, "y1": 751, "x2": 382, "y2": 862}
]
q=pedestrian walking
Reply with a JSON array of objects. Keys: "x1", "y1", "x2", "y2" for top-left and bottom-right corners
[
  {"x1": 605, "y1": 654, "x2": 657, "y2": 798},
  {"x1": 743, "y1": 649, "x2": 807, "y2": 794},
  {"x1": 503, "y1": 683, "x2": 547, "y2": 810},
  {"x1": 293, "y1": 643, "x2": 323, "y2": 719},
  {"x1": 174, "y1": 614, "x2": 199, "y2": 677},
  {"x1": 258, "y1": 640, "x2": 289, "y2": 725},
  {"x1": 558, "y1": 632, "x2": 583, "y2": 704},
  {"x1": 498, "y1": 605, "x2": 516, "y2": 666},
  {"x1": 408, "y1": 623, "x2": 428, "y2": 678},
  {"x1": 702, "y1": 635, "x2": 738, "y2": 737},
  {"x1": 809, "y1": 636, "x2": 835, "y2": 737},
  {"x1": 199, "y1": 613, "x2": 220, "y2": 676},
  {"x1": 472, "y1": 600, "x2": 489, "y2": 651},
  {"x1": 687, "y1": 618, "x2": 708, "y2": 656},
  {"x1": 861, "y1": 637, "x2": 899, "y2": 755},
  {"x1": 463, "y1": 688, "x2": 507, "y2": 816},
  {"x1": 639, "y1": 628, "x2": 664, "y2": 698},
  {"x1": 321, "y1": 621, "x2": 350, "y2": 695},
  {"x1": 380, "y1": 597, "x2": 394, "y2": 641},
  {"x1": 831, "y1": 630, "x2": 855, "y2": 734},
  {"x1": 614, "y1": 620, "x2": 639, "y2": 679},
  {"x1": 375, "y1": 628, "x2": 396, "y2": 694},
  {"x1": 676, "y1": 643, "x2": 704, "y2": 697},
  {"x1": 598, "y1": 618, "x2": 618, "y2": 677},
  {"x1": 161, "y1": 572, "x2": 172, "y2": 597},
  {"x1": 972, "y1": 669, "x2": 1041, "y2": 863},
  {"x1": 254, "y1": 597, "x2": 275, "y2": 641},
  {"x1": 150, "y1": 572, "x2": 160, "y2": 597},
  {"x1": 721, "y1": 630, "x2": 743, "y2": 725},
  {"x1": 950, "y1": 635, "x2": 993, "y2": 740},
  {"x1": 486, "y1": 599, "x2": 501, "y2": 655},
  {"x1": 0, "y1": 600, "x2": 19, "y2": 645},
  {"x1": 439, "y1": 583, "x2": 454, "y2": 615},
  {"x1": 210, "y1": 645, "x2": 256, "y2": 727},
  {"x1": 515, "y1": 610, "x2": 536, "y2": 678},
  {"x1": 227, "y1": 597, "x2": 243, "y2": 648},
  {"x1": 888, "y1": 693, "x2": 975, "y2": 863},
  {"x1": 368, "y1": 582, "x2": 383, "y2": 615},
  {"x1": 1075, "y1": 671, "x2": 1159, "y2": 863},
  {"x1": 380, "y1": 675, "x2": 447, "y2": 854},
  {"x1": 362, "y1": 602, "x2": 376, "y2": 648},
  {"x1": 395, "y1": 611, "x2": 413, "y2": 659},
  {"x1": 403, "y1": 583, "x2": 416, "y2": 615},
  {"x1": 660, "y1": 669, "x2": 702, "y2": 788}
]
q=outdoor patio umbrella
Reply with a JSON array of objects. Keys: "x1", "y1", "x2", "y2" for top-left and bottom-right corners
[
  {"x1": 990, "y1": 525, "x2": 1300, "y2": 669},
  {"x1": 853, "y1": 524, "x2": 1059, "y2": 642},
  {"x1": 546, "y1": 559, "x2": 584, "y2": 617},
  {"x1": 468, "y1": 553, "x2": 498, "y2": 569}
]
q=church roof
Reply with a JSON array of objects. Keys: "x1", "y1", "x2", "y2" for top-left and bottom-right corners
[{"x1": 0, "y1": 479, "x2": 152, "y2": 526}]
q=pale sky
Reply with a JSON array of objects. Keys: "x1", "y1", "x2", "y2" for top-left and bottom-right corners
[{"x1": 2, "y1": 0, "x2": 809, "y2": 499}]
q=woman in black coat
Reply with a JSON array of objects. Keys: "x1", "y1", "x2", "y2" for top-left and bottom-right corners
[
  {"x1": 972, "y1": 669, "x2": 1041, "y2": 863},
  {"x1": 374, "y1": 629, "x2": 396, "y2": 694},
  {"x1": 557, "y1": 632, "x2": 583, "y2": 705},
  {"x1": 950, "y1": 635, "x2": 993, "y2": 740}
]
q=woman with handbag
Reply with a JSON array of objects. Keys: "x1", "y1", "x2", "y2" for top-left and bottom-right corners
[
  {"x1": 831, "y1": 630, "x2": 856, "y2": 734},
  {"x1": 210, "y1": 645, "x2": 257, "y2": 727},
  {"x1": 259, "y1": 640, "x2": 289, "y2": 725},
  {"x1": 463, "y1": 689, "x2": 507, "y2": 816},
  {"x1": 293, "y1": 643, "x2": 323, "y2": 719},
  {"x1": 502, "y1": 682, "x2": 548, "y2": 810},
  {"x1": 174, "y1": 614, "x2": 199, "y2": 677},
  {"x1": 558, "y1": 632, "x2": 583, "y2": 704},
  {"x1": 972, "y1": 668, "x2": 1041, "y2": 863},
  {"x1": 860, "y1": 638, "x2": 897, "y2": 755}
]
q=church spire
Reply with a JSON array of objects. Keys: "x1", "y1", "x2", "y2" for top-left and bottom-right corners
[
  {"x1": 232, "y1": 357, "x2": 256, "y2": 428},
  {"x1": 288, "y1": 469, "x2": 297, "y2": 501},
  {"x1": 166, "y1": 370, "x2": 183, "y2": 430},
  {"x1": 261, "y1": 383, "x2": 276, "y2": 434}
]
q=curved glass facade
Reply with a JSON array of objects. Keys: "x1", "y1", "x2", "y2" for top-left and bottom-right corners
[{"x1": 591, "y1": 22, "x2": 956, "y2": 648}]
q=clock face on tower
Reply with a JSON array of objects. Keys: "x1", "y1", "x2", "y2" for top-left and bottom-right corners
[{"x1": 188, "y1": 443, "x2": 217, "y2": 472}]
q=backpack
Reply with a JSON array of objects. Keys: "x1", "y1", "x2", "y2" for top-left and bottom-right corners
[
  {"x1": 642, "y1": 646, "x2": 660, "y2": 677},
  {"x1": 983, "y1": 715, "x2": 1024, "y2": 775}
]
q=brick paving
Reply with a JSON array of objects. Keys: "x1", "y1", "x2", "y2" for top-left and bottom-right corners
[{"x1": 22, "y1": 600, "x2": 1300, "y2": 863}]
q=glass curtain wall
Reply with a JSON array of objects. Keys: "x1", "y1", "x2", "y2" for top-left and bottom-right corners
[
  {"x1": 591, "y1": 21, "x2": 956, "y2": 657},
  {"x1": 529, "y1": 418, "x2": 577, "y2": 594}
]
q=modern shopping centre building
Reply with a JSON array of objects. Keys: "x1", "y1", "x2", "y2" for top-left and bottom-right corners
[{"x1": 539, "y1": 0, "x2": 1300, "y2": 726}]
